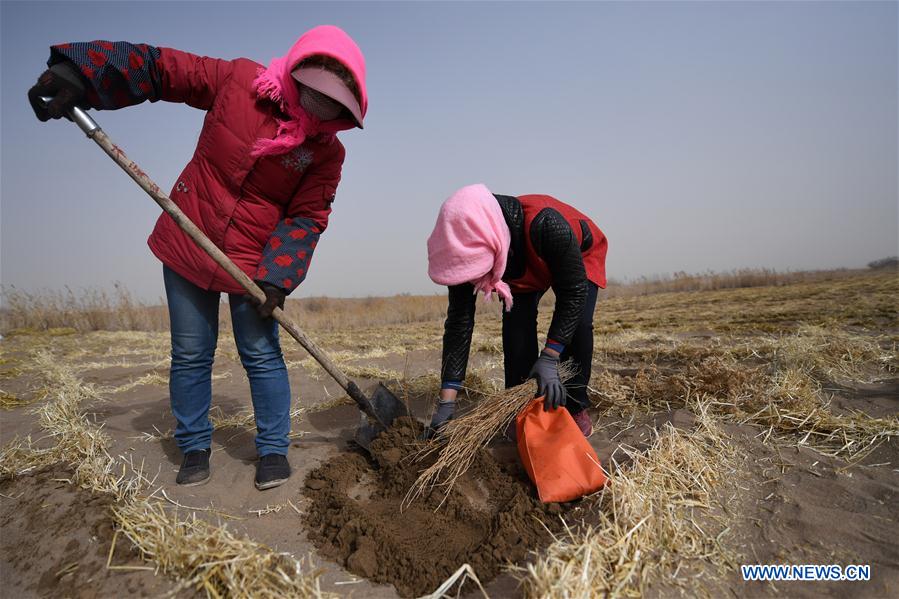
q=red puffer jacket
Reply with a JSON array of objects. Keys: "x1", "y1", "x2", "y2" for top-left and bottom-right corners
[{"x1": 48, "y1": 39, "x2": 363, "y2": 294}]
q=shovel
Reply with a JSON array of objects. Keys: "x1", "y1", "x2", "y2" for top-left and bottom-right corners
[{"x1": 43, "y1": 97, "x2": 407, "y2": 451}]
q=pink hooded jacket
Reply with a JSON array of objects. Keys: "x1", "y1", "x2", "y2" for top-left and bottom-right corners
[
  {"x1": 427, "y1": 184, "x2": 514, "y2": 310},
  {"x1": 148, "y1": 26, "x2": 368, "y2": 293},
  {"x1": 51, "y1": 27, "x2": 368, "y2": 294}
]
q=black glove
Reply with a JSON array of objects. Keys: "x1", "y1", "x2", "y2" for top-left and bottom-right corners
[
  {"x1": 247, "y1": 281, "x2": 286, "y2": 319},
  {"x1": 530, "y1": 350, "x2": 566, "y2": 411},
  {"x1": 28, "y1": 62, "x2": 86, "y2": 122}
]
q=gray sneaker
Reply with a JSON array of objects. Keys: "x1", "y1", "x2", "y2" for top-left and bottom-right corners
[{"x1": 176, "y1": 448, "x2": 211, "y2": 486}]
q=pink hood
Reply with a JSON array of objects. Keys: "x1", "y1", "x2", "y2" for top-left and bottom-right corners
[
  {"x1": 252, "y1": 25, "x2": 368, "y2": 157},
  {"x1": 427, "y1": 184, "x2": 513, "y2": 311}
]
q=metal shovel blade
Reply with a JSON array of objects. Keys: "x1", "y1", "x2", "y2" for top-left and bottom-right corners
[{"x1": 354, "y1": 383, "x2": 408, "y2": 452}]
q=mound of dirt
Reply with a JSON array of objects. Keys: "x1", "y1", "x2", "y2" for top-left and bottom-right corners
[{"x1": 303, "y1": 417, "x2": 560, "y2": 597}]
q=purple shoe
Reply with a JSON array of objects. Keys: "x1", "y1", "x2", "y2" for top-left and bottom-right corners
[{"x1": 571, "y1": 409, "x2": 593, "y2": 438}]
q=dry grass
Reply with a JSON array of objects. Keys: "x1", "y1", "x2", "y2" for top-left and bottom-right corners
[
  {"x1": 208, "y1": 405, "x2": 308, "y2": 442},
  {"x1": 1, "y1": 285, "x2": 168, "y2": 332},
  {"x1": 0, "y1": 389, "x2": 29, "y2": 410},
  {"x1": 405, "y1": 363, "x2": 576, "y2": 507},
  {"x1": 0, "y1": 284, "x2": 449, "y2": 334},
  {"x1": 762, "y1": 324, "x2": 897, "y2": 383},
  {"x1": 0, "y1": 349, "x2": 329, "y2": 598},
  {"x1": 389, "y1": 367, "x2": 500, "y2": 405},
  {"x1": 288, "y1": 294, "x2": 450, "y2": 331},
  {"x1": 404, "y1": 378, "x2": 540, "y2": 508},
  {"x1": 5, "y1": 268, "x2": 887, "y2": 335},
  {"x1": 601, "y1": 267, "x2": 862, "y2": 298},
  {"x1": 423, "y1": 564, "x2": 488, "y2": 599},
  {"x1": 595, "y1": 270, "x2": 897, "y2": 335},
  {"x1": 592, "y1": 328, "x2": 898, "y2": 461},
  {"x1": 113, "y1": 501, "x2": 330, "y2": 599},
  {"x1": 0, "y1": 351, "x2": 129, "y2": 493},
  {"x1": 516, "y1": 404, "x2": 736, "y2": 598},
  {"x1": 2, "y1": 268, "x2": 895, "y2": 597},
  {"x1": 743, "y1": 366, "x2": 898, "y2": 460},
  {"x1": 102, "y1": 371, "x2": 170, "y2": 393}
]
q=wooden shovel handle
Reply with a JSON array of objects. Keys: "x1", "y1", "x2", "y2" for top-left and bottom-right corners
[{"x1": 82, "y1": 126, "x2": 383, "y2": 426}]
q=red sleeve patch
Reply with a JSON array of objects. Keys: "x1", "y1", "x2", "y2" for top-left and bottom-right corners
[
  {"x1": 87, "y1": 49, "x2": 108, "y2": 67},
  {"x1": 128, "y1": 51, "x2": 144, "y2": 69}
]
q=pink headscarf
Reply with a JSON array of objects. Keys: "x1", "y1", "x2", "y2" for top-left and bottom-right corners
[
  {"x1": 251, "y1": 25, "x2": 368, "y2": 157},
  {"x1": 427, "y1": 184, "x2": 514, "y2": 311}
]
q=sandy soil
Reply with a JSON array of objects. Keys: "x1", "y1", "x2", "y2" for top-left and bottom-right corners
[
  {"x1": 304, "y1": 417, "x2": 564, "y2": 597},
  {"x1": 0, "y1": 468, "x2": 185, "y2": 598},
  {"x1": 720, "y1": 425, "x2": 899, "y2": 599},
  {"x1": 0, "y1": 326, "x2": 896, "y2": 598}
]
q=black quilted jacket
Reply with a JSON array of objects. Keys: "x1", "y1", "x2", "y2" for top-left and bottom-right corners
[{"x1": 440, "y1": 195, "x2": 588, "y2": 384}]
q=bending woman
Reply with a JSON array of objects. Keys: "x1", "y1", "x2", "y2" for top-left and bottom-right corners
[
  {"x1": 28, "y1": 26, "x2": 367, "y2": 490},
  {"x1": 426, "y1": 184, "x2": 607, "y2": 437}
]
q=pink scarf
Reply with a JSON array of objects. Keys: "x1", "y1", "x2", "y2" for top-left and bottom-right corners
[
  {"x1": 427, "y1": 184, "x2": 514, "y2": 311},
  {"x1": 251, "y1": 25, "x2": 368, "y2": 157}
]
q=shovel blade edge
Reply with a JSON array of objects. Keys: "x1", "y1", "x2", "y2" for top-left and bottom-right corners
[{"x1": 354, "y1": 383, "x2": 408, "y2": 451}]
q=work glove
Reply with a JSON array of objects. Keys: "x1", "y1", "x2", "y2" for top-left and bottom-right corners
[
  {"x1": 422, "y1": 399, "x2": 455, "y2": 440},
  {"x1": 28, "y1": 62, "x2": 86, "y2": 122},
  {"x1": 530, "y1": 350, "x2": 566, "y2": 411},
  {"x1": 247, "y1": 281, "x2": 286, "y2": 319}
]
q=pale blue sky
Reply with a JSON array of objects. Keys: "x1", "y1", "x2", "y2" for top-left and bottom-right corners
[{"x1": 2, "y1": 1, "x2": 897, "y2": 301}]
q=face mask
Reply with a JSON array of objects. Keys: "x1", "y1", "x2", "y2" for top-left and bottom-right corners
[{"x1": 299, "y1": 85, "x2": 344, "y2": 121}]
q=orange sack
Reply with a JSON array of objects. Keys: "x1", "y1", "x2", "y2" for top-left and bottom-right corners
[{"x1": 516, "y1": 398, "x2": 609, "y2": 503}]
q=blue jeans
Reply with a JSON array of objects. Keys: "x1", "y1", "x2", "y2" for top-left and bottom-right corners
[{"x1": 163, "y1": 266, "x2": 291, "y2": 456}]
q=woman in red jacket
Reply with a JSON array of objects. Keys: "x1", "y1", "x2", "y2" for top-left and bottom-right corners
[
  {"x1": 426, "y1": 184, "x2": 608, "y2": 438},
  {"x1": 28, "y1": 26, "x2": 368, "y2": 490}
]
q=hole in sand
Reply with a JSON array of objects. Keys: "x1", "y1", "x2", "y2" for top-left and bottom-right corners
[{"x1": 302, "y1": 417, "x2": 560, "y2": 597}]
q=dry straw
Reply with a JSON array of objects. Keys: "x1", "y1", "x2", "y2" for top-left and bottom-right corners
[
  {"x1": 2, "y1": 268, "x2": 877, "y2": 333},
  {"x1": 113, "y1": 501, "x2": 329, "y2": 599},
  {"x1": 3, "y1": 270, "x2": 894, "y2": 597},
  {"x1": 421, "y1": 563, "x2": 488, "y2": 599},
  {"x1": 0, "y1": 351, "x2": 128, "y2": 495},
  {"x1": 404, "y1": 363, "x2": 575, "y2": 508},
  {"x1": 0, "y1": 349, "x2": 329, "y2": 598},
  {"x1": 391, "y1": 367, "x2": 499, "y2": 403},
  {"x1": 592, "y1": 326, "x2": 898, "y2": 461},
  {"x1": 0, "y1": 389, "x2": 29, "y2": 410},
  {"x1": 515, "y1": 403, "x2": 736, "y2": 598}
]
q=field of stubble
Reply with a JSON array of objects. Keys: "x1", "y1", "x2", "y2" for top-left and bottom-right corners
[{"x1": 0, "y1": 269, "x2": 896, "y2": 598}]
